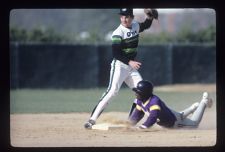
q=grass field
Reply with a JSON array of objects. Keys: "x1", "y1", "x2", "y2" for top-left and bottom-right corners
[{"x1": 10, "y1": 85, "x2": 216, "y2": 114}]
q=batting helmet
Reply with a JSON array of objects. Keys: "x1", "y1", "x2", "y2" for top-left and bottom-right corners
[{"x1": 132, "y1": 80, "x2": 154, "y2": 98}]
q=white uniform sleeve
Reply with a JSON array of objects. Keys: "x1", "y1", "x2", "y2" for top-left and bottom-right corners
[{"x1": 111, "y1": 26, "x2": 123, "y2": 39}]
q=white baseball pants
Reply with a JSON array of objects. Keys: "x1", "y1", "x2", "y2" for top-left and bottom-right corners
[
  {"x1": 172, "y1": 100, "x2": 208, "y2": 128},
  {"x1": 90, "y1": 59, "x2": 143, "y2": 121}
]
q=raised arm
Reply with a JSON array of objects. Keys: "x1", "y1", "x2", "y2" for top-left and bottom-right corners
[{"x1": 139, "y1": 9, "x2": 158, "y2": 33}]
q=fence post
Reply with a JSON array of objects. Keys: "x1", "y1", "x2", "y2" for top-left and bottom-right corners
[
  {"x1": 166, "y1": 43, "x2": 173, "y2": 84},
  {"x1": 10, "y1": 42, "x2": 20, "y2": 89}
]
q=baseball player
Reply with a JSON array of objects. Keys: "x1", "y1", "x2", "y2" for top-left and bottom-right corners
[
  {"x1": 84, "y1": 8, "x2": 158, "y2": 129},
  {"x1": 128, "y1": 80, "x2": 213, "y2": 129}
]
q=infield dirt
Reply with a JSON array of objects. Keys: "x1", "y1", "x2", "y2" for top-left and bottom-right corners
[
  {"x1": 10, "y1": 84, "x2": 217, "y2": 147},
  {"x1": 10, "y1": 110, "x2": 216, "y2": 147}
]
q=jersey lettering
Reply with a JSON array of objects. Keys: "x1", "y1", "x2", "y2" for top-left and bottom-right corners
[{"x1": 127, "y1": 31, "x2": 137, "y2": 37}]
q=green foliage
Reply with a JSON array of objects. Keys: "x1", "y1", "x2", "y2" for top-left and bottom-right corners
[
  {"x1": 176, "y1": 26, "x2": 195, "y2": 43},
  {"x1": 176, "y1": 25, "x2": 216, "y2": 43},
  {"x1": 10, "y1": 27, "x2": 29, "y2": 42},
  {"x1": 10, "y1": 24, "x2": 216, "y2": 44},
  {"x1": 76, "y1": 30, "x2": 104, "y2": 44},
  {"x1": 10, "y1": 26, "x2": 70, "y2": 43},
  {"x1": 140, "y1": 24, "x2": 216, "y2": 44},
  {"x1": 139, "y1": 31, "x2": 173, "y2": 44},
  {"x1": 197, "y1": 25, "x2": 216, "y2": 42}
]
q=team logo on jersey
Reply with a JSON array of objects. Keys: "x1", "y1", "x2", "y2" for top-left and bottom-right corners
[{"x1": 127, "y1": 31, "x2": 137, "y2": 37}]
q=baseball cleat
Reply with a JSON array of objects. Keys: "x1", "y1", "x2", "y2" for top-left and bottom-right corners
[
  {"x1": 203, "y1": 92, "x2": 208, "y2": 99},
  {"x1": 84, "y1": 119, "x2": 96, "y2": 129},
  {"x1": 201, "y1": 92, "x2": 213, "y2": 108}
]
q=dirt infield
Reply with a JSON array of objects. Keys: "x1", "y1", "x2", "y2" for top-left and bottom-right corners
[
  {"x1": 10, "y1": 110, "x2": 216, "y2": 147},
  {"x1": 10, "y1": 84, "x2": 217, "y2": 147}
]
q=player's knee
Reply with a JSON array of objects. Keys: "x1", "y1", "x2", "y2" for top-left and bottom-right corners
[
  {"x1": 109, "y1": 86, "x2": 120, "y2": 96},
  {"x1": 110, "y1": 90, "x2": 118, "y2": 97},
  {"x1": 192, "y1": 102, "x2": 199, "y2": 109}
]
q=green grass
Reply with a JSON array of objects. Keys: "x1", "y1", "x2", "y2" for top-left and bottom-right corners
[{"x1": 10, "y1": 88, "x2": 216, "y2": 114}]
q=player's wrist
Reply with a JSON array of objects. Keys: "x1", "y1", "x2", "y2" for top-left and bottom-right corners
[{"x1": 128, "y1": 60, "x2": 133, "y2": 65}]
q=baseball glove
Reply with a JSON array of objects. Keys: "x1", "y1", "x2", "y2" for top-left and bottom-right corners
[{"x1": 144, "y1": 9, "x2": 158, "y2": 20}]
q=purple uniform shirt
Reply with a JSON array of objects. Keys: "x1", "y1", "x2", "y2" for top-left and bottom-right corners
[{"x1": 129, "y1": 95, "x2": 177, "y2": 128}]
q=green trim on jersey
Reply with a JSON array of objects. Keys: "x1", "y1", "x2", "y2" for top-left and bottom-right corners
[
  {"x1": 122, "y1": 48, "x2": 137, "y2": 54},
  {"x1": 121, "y1": 34, "x2": 139, "y2": 55},
  {"x1": 112, "y1": 33, "x2": 139, "y2": 58},
  {"x1": 123, "y1": 34, "x2": 139, "y2": 44},
  {"x1": 112, "y1": 36, "x2": 122, "y2": 44}
]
